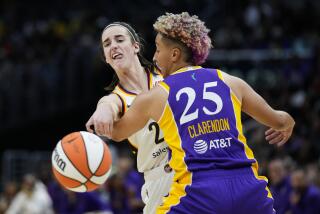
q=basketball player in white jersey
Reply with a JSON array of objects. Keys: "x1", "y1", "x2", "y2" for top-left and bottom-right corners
[{"x1": 86, "y1": 22, "x2": 174, "y2": 214}]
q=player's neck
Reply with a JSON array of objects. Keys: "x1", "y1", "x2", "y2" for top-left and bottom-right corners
[
  {"x1": 117, "y1": 63, "x2": 149, "y2": 94},
  {"x1": 169, "y1": 62, "x2": 194, "y2": 75}
]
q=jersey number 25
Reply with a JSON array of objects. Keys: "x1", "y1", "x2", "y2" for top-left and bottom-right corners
[{"x1": 176, "y1": 81, "x2": 223, "y2": 125}]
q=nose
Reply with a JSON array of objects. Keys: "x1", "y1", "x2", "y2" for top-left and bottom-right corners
[
  {"x1": 110, "y1": 40, "x2": 119, "y2": 51},
  {"x1": 111, "y1": 43, "x2": 118, "y2": 50},
  {"x1": 152, "y1": 53, "x2": 157, "y2": 62}
]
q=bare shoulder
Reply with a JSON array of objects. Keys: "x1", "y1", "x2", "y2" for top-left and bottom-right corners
[
  {"x1": 151, "y1": 84, "x2": 169, "y2": 97},
  {"x1": 220, "y1": 71, "x2": 247, "y2": 102},
  {"x1": 147, "y1": 85, "x2": 168, "y2": 109},
  {"x1": 137, "y1": 85, "x2": 167, "y2": 102},
  {"x1": 109, "y1": 93, "x2": 123, "y2": 103},
  {"x1": 220, "y1": 71, "x2": 246, "y2": 86}
]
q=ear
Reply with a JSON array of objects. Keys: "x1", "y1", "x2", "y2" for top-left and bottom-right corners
[
  {"x1": 133, "y1": 42, "x2": 140, "y2": 54},
  {"x1": 171, "y1": 47, "x2": 181, "y2": 63}
]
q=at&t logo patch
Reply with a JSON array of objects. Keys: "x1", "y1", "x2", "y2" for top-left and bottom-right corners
[
  {"x1": 193, "y1": 139, "x2": 208, "y2": 154},
  {"x1": 193, "y1": 137, "x2": 233, "y2": 154}
]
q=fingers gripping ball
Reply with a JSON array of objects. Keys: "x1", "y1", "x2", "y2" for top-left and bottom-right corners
[{"x1": 52, "y1": 131, "x2": 112, "y2": 192}]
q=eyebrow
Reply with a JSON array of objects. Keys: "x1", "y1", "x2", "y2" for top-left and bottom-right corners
[{"x1": 102, "y1": 34, "x2": 125, "y2": 45}]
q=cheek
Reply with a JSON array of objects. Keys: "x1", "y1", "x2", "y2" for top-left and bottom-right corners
[
  {"x1": 159, "y1": 53, "x2": 168, "y2": 64},
  {"x1": 155, "y1": 52, "x2": 162, "y2": 61},
  {"x1": 103, "y1": 49, "x2": 110, "y2": 62},
  {"x1": 124, "y1": 46, "x2": 135, "y2": 56}
]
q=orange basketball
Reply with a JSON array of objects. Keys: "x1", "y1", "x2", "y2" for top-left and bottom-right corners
[{"x1": 51, "y1": 131, "x2": 112, "y2": 192}]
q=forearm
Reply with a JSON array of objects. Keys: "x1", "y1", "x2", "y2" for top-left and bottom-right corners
[
  {"x1": 97, "y1": 95, "x2": 112, "y2": 106},
  {"x1": 99, "y1": 102, "x2": 120, "y2": 121},
  {"x1": 97, "y1": 95, "x2": 122, "y2": 120},
  {"x1": 109, "y1": 93, "x2": 153, "y2": 141},
  {"x1": 111, "y1": 114, "x2": 146, "y2": 142},
  {"x1": 110, "y1": 121, "x2": 129, "y2": 142},
  {"x1": 273, "y1": 111, "x2": 295, "y2": 131},
  {"x1": 86, "y1": 94, "x2": 123, "y2": 136},
  {"x1": 241, "y1": 85, "x2": 295, "y2": 130}
]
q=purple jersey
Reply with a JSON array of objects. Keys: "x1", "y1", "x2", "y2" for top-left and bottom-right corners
[{"x1": 157, "y1": 66, "x2": 273, "y2": 213}]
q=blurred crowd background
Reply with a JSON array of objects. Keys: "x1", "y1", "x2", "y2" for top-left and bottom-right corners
[{"x1": 0, "y1": 0, "x2": 320, "y2": 213}]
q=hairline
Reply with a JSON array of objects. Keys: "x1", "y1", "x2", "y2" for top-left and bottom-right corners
[
  {"x1": 158, "y1": 32, "x2": 193, "y2": 63},
  {"x1": 103, "y1": 23, "x2": 137, "y2": 43}
]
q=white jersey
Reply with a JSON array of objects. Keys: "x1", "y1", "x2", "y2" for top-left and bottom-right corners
[{"x1": 112, "y1": 70, "x2": 170, "y2": 173}]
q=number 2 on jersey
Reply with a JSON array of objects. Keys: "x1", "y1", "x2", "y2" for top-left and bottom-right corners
[
  {"x1": 148, "y1": 122, "x2": 164, "y2": 144},
  {"x1": 176, "y1": 81, "x2": 223, "y2": 125}
]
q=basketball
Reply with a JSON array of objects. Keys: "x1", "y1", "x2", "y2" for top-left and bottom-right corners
[{"x1": 51, "y1": 131, "x2": 112, "y2": 192}]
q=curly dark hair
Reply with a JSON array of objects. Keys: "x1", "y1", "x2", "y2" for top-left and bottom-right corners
[{"x1": 153, "y1": 12, "x2": 212, "y2": 65}]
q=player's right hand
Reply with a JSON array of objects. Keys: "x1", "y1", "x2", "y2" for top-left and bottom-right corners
[{"x1": 86, "y1": 102, "x2": 117, "y2": 137}]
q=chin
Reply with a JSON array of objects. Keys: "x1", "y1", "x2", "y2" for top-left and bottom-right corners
[
  {"x1": 157, "y1": 67, "x2": 167, "y2": 77},
  {"x1": 113, "y1": 62, "x2": 127, "y2": 70}
]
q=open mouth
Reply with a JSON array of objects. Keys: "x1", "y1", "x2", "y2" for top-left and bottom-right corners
[{"x1": 112, "y1": 53, "x2": 123, "y2": 60}]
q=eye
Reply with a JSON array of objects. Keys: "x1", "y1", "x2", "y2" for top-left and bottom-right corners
[
  {"x1": 103, "y1": 42, "x2": 110, "y2": 47},
  {"x1": 116, "y1": 38, "x2": 124, "y2": 43}
]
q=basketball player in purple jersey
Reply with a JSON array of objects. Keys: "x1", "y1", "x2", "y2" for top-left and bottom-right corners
[{"x1": 105, "y1": 12, "x2": 295, "y2": 214}]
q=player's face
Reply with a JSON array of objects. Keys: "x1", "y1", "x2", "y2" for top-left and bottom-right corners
[
  {"x1": 153, "y1": 33, "x2": 173, "y2": 78},
  {"x1": 101, "y1": 26, "x2": 139, "y2": 71}
]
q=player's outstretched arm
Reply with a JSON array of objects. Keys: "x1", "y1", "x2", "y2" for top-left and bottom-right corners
[
  {"x1": 109, "y1": 86, "x2": 167, "y2": 141},
  {"x1": 223, "y1": 73, "x2": 295, "y2": 147},
  {"x1": 86, "y1": 94, "x2": 122, "y2": 137},
  {"x1": 240, "y1": 78, "x2": 295, "y2": 146}
]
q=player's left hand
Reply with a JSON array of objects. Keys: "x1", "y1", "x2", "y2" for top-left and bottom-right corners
[{"x1": 265, "y1": 126, "x2": 293, "y2": 147}]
